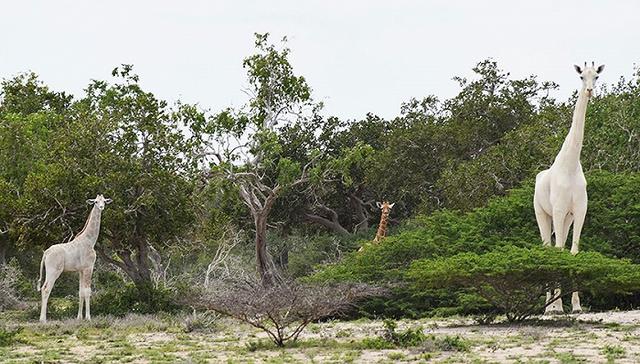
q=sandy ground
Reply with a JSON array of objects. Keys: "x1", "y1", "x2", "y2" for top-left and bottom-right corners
[{"x1": 2, "y1": 310, "x2": 640, "y2": 363}]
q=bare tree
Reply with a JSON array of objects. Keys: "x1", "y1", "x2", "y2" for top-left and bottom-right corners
[
  {"x1": 0, "y1": 261, "x2": 22, "y2": 311},
  {"x1": 196, "y1": 275, "x2": 385, "y2": 346},
  {"x1": 204, "y1": 228, "x2": 243, "y2": 287}
]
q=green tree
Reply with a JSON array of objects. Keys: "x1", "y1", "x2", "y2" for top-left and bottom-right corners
[
  {"x1": 200, "y1": 34, "x2": 326, "y2": 284},
  {"x1": 11, "y1": 66, "x2": 202, "y2": 290},
  {"x1": 73, "y1": 66, "x2": 201, "y2": 286},
  {"x1": 0, "y1": 73, "x2": 71, "y2": 265}
]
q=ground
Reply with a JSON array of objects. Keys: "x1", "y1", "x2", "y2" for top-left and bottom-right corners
[{"x1": 1, "y1": 310, "x2": 640, "y2": 363}]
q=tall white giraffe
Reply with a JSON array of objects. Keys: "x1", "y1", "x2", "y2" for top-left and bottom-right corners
[
  {"x1": 37, "y1": 194, "x2": 112, "y2": 322},
  {"x1": 534, "y1": 62, "x2": 604, "y2": 314}
]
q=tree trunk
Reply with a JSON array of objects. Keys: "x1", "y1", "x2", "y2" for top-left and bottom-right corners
[
  {"x1": 136, "y1": 240, "x2": 153, "y2": 284},
  {"x1": 350, "y1": 194, "x2": 370, "y2": 233},
  {"x1": 304, "y1": 213, "x2": 351, "y2": 236},
  {"x1": 276, "y1": 242, "x2": 289, "y2": 271},
  {"x1": 255, "y1": 215, "x2": 273, "y2": 286},
  {"x1": 98, "y1": 245, "x2": 154, "y2": 288},
  {"x1": 0, "y1": 236, "x2": 6, "y2": 266}
]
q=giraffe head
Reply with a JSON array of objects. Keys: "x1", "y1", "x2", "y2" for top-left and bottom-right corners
[
  {"x1": 574, "y1": 62, "x2": 604, "y2": 98},
  {"x1": 86, "y1": 194, "x2": 113, "y2": 211},
  {"x1": 376, "y1": 201, "x2": 395, "y2": 214}
]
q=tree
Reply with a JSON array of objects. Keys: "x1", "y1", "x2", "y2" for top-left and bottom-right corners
[
  {"x1": 71, "y1": 65, "x2": 201, "y2": 287},
  {"x1": 0, "y1": 73, "x2": 71, "y2": 266},
  {"x1": 197, "y1": 276, "x2": 384, "y2": 346},
  {"x1": 199, "y1": 34, "x2": 336, "y2": 284}
]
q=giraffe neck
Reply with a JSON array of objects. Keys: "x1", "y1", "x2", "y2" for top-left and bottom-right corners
[
  {"x1": 374, "y1": 210, "x2": 390, "y2": 242},
  {"x1": 77, "y1": 206, "x2": 102, "y2": 247},
  {"x1": 555, "y1": 89, "x2": 589, "y2": 169}
]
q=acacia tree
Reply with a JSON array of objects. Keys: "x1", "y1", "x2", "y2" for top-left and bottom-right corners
[{"x1": 199, "y1": 34, "x2": 342, "y2": 284}]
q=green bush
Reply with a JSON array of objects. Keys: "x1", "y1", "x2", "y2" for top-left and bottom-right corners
[
  {"x1": 311, "y1": 187, "x2": 538, "y2": 317},
  {"x1": 0, "y1": 325, "x2": 22, "y2": 347},
  {"x1": 381, "y1": 319, "x2": 427, "y2": 347},
  {"x1": 408, "y1": 246, "x2": 640, "y2": 322},
  {"x1": 358, "y1": 320, "x2": 469, "y2": 352},
  {"x1": 91, "y1": 282, "x2": 180, "y2": 316}
]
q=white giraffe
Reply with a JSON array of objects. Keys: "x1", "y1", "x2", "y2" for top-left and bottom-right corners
[
  {"x1": 37, "y1": 194, "x2": 112, "y2": 322},
  {"x1": 534, "y1": 62, "x2": 604, "y2": 314}
]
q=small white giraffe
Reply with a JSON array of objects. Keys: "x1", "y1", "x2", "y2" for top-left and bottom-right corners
[
  {"x1": 37, "y1": 194, "x2": 112, "y2": 322},
  {"x1": 534, "y1": 62, "x2": 604, "y2": 314}
]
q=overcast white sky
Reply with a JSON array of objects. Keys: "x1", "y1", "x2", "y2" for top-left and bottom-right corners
[{"x1": 1, "y1": 1, "x2": 638, "y2": 120}]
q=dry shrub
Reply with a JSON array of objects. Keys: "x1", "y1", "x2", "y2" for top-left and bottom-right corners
[
  {"x1": 0, "y1": 261, "x2": 22, "y2": 311},
  {"x1": 196, "y1": 276, "x2": 385, "y2": 346}
]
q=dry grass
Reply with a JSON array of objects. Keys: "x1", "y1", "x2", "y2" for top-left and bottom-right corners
[{"x1": 0, "y1": 310, "x2": 639, "y2": 363}]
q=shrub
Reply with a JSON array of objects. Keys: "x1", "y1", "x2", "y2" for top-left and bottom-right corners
[
  {"x1": 361, "y1": 320, "x2": 469, "y2": 352},
  {"x1": 181, "y1": 310, "x2": 219, "y2": 333},
  {"x1": 0, "y1": 325, "x2": 22, "y2": 347},
  {"x1": 195, "y1": 276, "x2": 385, "y2": 347},
  {"x1": 432, "y1": 335, "x2": 470, "y2": 352},
  {"x1": 408, "y1": 246, "x2": 640, "y2": 322},
  {"x1": 91, "y1": 281, "x2": 180, "y2": 316},
  {"x1": 380, "y1": 319, "x2": 427, "y2": 347},
  {"x1": 0, "y1": 260, "x2": 22, "y2": 311},
  {"x1": 601, "y1": 344, "x2": 626, "y2": 360}
]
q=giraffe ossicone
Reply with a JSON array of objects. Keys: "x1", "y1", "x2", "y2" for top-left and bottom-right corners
[
  {"x1": 533, "y1": 62, "x2": 603, "y2": 314},
  {"x1": 37, "y1": 194, "x2": 112, "y2": 322}
]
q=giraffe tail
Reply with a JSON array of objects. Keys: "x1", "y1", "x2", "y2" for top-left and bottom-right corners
[{"x1": 37, "y1": 253, "x2": 46, "y2": 292}]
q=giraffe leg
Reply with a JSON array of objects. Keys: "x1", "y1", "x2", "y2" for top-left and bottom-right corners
[
  {"x1": 535, "y1": 203, "x2": 559, "y2": 314},
  {"x1": 534, "y1": 204, "x2": 552, "y2": 246},
  {"x1": 82, "y1": 268, "x2": 93, "y2": 320},
  {"x1": 560, "y1": 214, "x2": 573, "y2": 248},
  {"x1": 40, "y1": 268, "x2": 62, "y2": 323},
  {"x1": 546, "y1": 210, "x2": 569, "y2": 314},
  {"x1": 570, "y1": 204, "x2": 587, "y2": 313},
  {"x1": 77, "y1": 271, "x2": 84, "y2": 320}
]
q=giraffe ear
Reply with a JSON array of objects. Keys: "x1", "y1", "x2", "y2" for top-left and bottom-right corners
[
  {"x1": 86, "y1": 199, "x2": 96, "y2": 205},
  {"x1": 596, "y1": 65, "x2": 605, "y2": 74},
  {"x1": 376, "y1": 202, "x2": 383, "y2": 209},
  {"x1": 104, "y1": 198, "x2": 113, "y2": 204},
  {"x1": 574, "y1": 65, "x2": 582, "y2": 74},
  {"x1": 388, "y1": 203, "x2": 395, "y2": 209}
]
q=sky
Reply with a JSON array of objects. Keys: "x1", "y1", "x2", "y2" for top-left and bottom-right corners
[{"x1": 1, "y1": 0, "x2": 638, "y2": 120}]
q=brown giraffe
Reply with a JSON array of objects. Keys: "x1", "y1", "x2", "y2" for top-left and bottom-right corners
[
  {"x1": 373, "y1": 201, "x2": 395, "y2": 243},
  {"x1": 358, "y1": 201, "x2": 395, "y2": 252}
]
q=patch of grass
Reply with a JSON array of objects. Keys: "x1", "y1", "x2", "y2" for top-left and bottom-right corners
[
  {"x1": 413, "y1": 334, "x2": 471, "y2": 354},
  {"x1": 518, "y1": 327, "x2": 546, "y2": 343},
  {"x1": 0, "y1": 325, "x2": 23, "y2": 347},
  {"x1": 555, "y1": 351, "x2": 587, "y2": 363},
  {"x1": 388, "y1": 351, "x2": 406, "y2": 360},
  {"x1": 181, "y1": 310, "x2": 218, "y2": 333},
  {"x1": 357, "y1": 337, "x2": 395, "y2": 350},
  {"x1": 381, "y1": 319, "x2": 427, "y2": 347},
  {"x1": 335, "y1": 328, "x2": 352, "y2": 338},
  {"x1": 602, "y1": 344, "x2": 626, "y2": 361}
]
